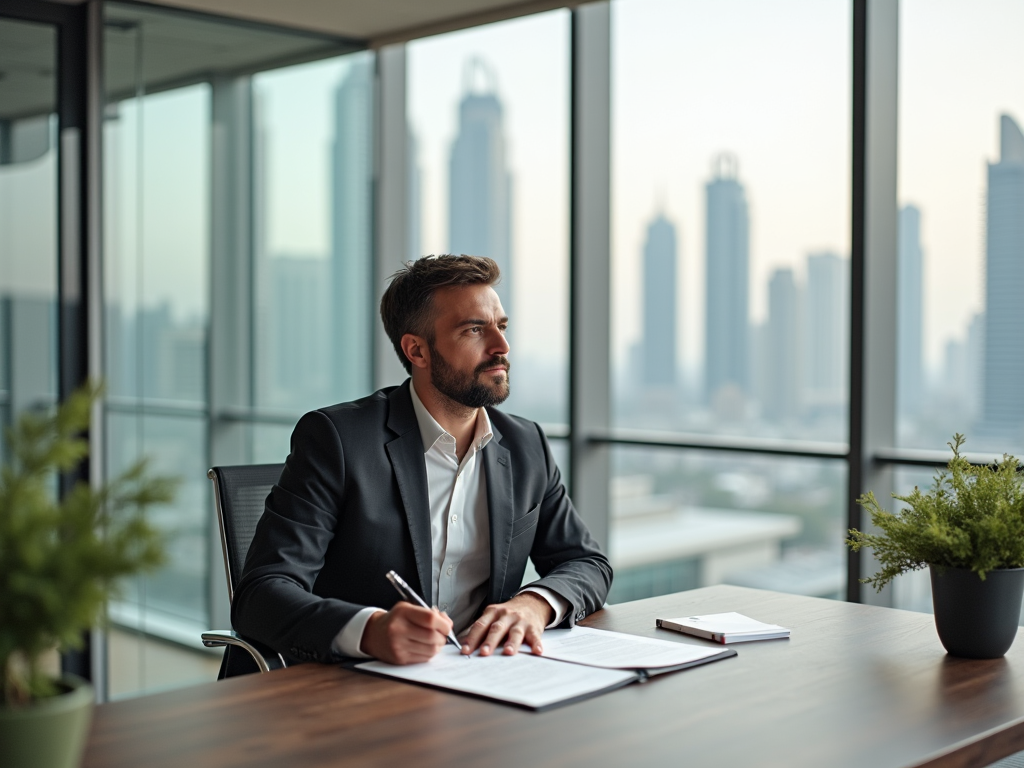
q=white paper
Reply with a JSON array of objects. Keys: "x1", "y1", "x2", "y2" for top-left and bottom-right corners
[
  {"x1": 662, "y1": 612, "x2": 788, "y2": 634},
  {"x1": 539, "y1": 626, "x2": 727, "y2": 669},
  {"x1": 356, "y1": 646, "x2": 636, "y2": 710}
]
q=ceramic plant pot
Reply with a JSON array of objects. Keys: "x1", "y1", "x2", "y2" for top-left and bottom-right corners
[
  {"x1": 930, "y1": 564, "x2": 1024, "y2": 659},
  {"x1": 0, "y1": 674, "x2": 94, "y2": 768}
]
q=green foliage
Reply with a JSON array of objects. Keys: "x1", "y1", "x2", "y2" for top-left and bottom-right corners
[
  {"x1": 848, "y1": 434, "x2": 1024, "y2": 592},
  {"x1": 0, "y1": 383, "x2": 175, "y2": 707}
]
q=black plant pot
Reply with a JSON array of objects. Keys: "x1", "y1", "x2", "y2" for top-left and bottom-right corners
[{"x1": 930, "y1": 564, "x2": 1024, "y2": 659}]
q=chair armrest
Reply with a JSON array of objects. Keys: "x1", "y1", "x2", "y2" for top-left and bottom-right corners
[{"x1": 202, "y1": 630, "x2": 287, "y2": 673}]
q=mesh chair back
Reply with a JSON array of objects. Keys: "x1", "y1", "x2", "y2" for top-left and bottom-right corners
[{"x1": 208, "y1": 463, "x2": 284, "y2": 603}]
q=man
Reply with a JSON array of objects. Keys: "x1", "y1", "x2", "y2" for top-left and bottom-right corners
[{"x1": 233, "y1": 255, "x2": 611, "y2": 667}]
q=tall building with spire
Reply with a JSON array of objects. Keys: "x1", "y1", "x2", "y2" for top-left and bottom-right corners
[
  {"x1": 641, "y1": 213, "x2": 678, "y2": 388},
  {"x1": 704, "y1": 154, "x2": 750, "y2": 404},
  {"x1": 983, "y1": 114, "x2": 1024, "y2": 430},
  {"x1": 897, "y1": 205, "x2": 924, "y2": 419},
  {"x1": 330, "y1": 58, "x2": 373, "y2": 402},
  {"x1": 448, "y1": 58, "x2": 512, "y2": 314}
]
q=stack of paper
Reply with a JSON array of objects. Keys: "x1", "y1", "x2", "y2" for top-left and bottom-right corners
[
  {"x1": 355, "y1": 626, "x2": 736, "y2": 710},
  {"x1": 656, "y1": 612, "x2": 790, "y2": 644}
]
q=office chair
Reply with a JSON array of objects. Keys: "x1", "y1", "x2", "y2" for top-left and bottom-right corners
[{"x1": 202, "y1": 463, "x2": 287, "y2": 678}]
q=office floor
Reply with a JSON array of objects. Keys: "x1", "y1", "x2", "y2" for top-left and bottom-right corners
[{"x1": 108, "y1": 628, "x2": 221, "y2": 699}]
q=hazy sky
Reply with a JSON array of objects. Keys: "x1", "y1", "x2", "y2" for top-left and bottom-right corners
[{"x1": 102, "y1": 0, "x2": 1024, "y2": 375}]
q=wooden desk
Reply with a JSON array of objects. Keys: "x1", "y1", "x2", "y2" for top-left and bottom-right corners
[{"x1": 83, "y1": 586, "x2": 1024, "y2": 768}]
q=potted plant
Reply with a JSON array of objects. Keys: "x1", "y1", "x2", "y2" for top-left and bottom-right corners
[
  {"x1": 0, "y1": 383, "x2": 174, "y2": 768},
  {"x1": 848, "y1": 434, "x2": 1024, "y2": 659}
]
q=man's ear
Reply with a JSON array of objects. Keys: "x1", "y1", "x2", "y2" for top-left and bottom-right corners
[{"x1": 401, "y1": 334, "x2": 430, "y2": 370}]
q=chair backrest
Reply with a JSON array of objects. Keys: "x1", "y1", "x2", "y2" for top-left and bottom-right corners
[{"x1": 208, "y1": 463, "x2": 284, "y2": 604}]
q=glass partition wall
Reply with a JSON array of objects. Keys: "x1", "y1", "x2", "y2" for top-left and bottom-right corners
[{"x1": 101, "y1": 2, "x2": 365, "y2": 698}]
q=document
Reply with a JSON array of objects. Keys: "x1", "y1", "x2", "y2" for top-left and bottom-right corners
[
  {"x1": 356, "y1": 646, "x2": 637, "y2": 711},
  {"x1": 354, "y1": 626, "x2": 736, "y2": 710},
  {"x1": 540, "y1": 626, "x2": 733, "y2": 674}
]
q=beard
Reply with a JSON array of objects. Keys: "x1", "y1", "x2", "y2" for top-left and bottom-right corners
[{"x1": 428, "y1": 342, "x2": 511, "y2": 409}]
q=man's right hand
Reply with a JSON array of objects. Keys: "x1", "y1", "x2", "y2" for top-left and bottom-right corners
[{"x1": 359, "y1": 602, "x2": 453, "y2": 665}]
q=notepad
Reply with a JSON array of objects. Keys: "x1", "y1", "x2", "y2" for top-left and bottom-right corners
[
  {"x1": 354, "y1": 625, "x2": 735, "y2": 711},
  {"x1": 656, "y1": 612, "x2": 791, "y2": 644}
]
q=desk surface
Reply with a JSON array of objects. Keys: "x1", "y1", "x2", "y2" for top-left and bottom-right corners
[{"x1": 83, "y1": 586, "x2": 1024, "y2": 768}]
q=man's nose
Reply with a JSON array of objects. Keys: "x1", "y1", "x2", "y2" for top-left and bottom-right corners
[{"x1": 487, "y1": 326, "x2": 510, "y2": 356}]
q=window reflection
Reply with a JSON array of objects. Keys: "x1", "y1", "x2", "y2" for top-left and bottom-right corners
[
  {"x1": 0, "y1": 17, "x2": 59, "y2": 458},
  {"x1": 254, "y1": 53, "x2": 374, "y2": 413}
]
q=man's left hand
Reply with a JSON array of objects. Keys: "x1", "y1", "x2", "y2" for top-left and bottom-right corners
[{"x1": 460, "y1": 592, "x2": 553, "y2": 657}]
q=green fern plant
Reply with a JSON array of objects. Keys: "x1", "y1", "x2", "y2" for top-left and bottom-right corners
[
  {"x1": 848, "y1": 434, "x2": 1024, "y2": 592},
  {"x1": 0, "y1": 383, "x2": 175, "y2": 707}
]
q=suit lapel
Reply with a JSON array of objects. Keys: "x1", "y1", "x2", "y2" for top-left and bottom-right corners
[
  {"x1": 484, "y1": 419, "x2": 514, "y2": 604},
  {"x1": 385, "y1": 383, "x2": 433, "y2": 601}
]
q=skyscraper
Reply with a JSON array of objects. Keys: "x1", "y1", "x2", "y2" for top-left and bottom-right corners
[
  {"x1": 803, "y1": 251, "x2": 849, "y2": 412},
  {"x1": 269, "y1": 255, "x2": 330, "y2": 409},
  {"x1": 764, "y1": 268, "x2": 800, "y2": 421},
  {"x1": 704, "y1": 154, "x2": 749, "y2": 404},
  {"x1": 448, "y1": 58, "x2": 512, "y2": 314},
  {"x1": 982, "y1": 114, "x2": 1024, "y2": 430},
  {"x1": 897, "y1": 205, "x2": 924, "y2": 419},
  {"x1": 331, "y1": 58, "x2": 373, "y2": 402},
  {"x1": 641, "y1": 214, "x2": 678, "y2": 388}
]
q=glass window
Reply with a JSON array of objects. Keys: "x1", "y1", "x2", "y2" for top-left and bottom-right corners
[
  {"x1": 253, "y1": 52, "x2": 374, "y2": 413},
  {"x1": 609, "y1": 447, "x2": 846, "y2": 603},
  {"x1": 406, "y1": 11, "x2": 571, "y2": 428},
  {"x1": 611, "y1": 0, "x2": 851, "y2": 443},
  {"x1": 0, "y1": 17, "x2": 58, "y2": 452},
  {"x1": 897, "y1": 0, "x2": 1024, "y2": 456},
  {"x1": 102, "y1": 1, "x2": 364, "y2": 698}
]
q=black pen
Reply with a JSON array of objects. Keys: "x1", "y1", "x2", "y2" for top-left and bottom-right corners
[{"x1": 386, "y1": 570, "x2": 467, "y2": 657}]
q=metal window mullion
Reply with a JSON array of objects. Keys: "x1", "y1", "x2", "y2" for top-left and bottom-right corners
[
  {"x1": 373, "y1": 44, "x2": 409, "y2": 390},
  {"x1": 208, "y1": 75, "x2": 255, "y2": 629},
  {"x1": 569, "y1": 2, "x2": 611, "y2": 548},
  {"x1": 849, "y1": 0, "x2": 899, "y2": 605}
]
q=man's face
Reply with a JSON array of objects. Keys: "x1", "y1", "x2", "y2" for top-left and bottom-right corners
[{"x1": 426, "y1": 284, "x2": 510, "y2": 408}]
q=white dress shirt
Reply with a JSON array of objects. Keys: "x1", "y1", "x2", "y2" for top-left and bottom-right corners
[{"x1": 332, "y1": 381, "x2": 569, "y2": 658}]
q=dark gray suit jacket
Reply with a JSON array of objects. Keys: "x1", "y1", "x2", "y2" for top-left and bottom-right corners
[{"x1": 232, "y1": 380, "x2": 612, "y2": 664}]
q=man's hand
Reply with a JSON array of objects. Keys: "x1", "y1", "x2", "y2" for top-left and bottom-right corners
[
  {"x1": 360, "y1": 602, "x2": 454, "y2": 665},
  {"x1": 460, "y1": 592, "x2": 553, "y2": 657}
]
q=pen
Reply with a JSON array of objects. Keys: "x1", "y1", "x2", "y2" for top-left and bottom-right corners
[{"x1": 385, "y1": 570, "x2": 467, "y2": 657}]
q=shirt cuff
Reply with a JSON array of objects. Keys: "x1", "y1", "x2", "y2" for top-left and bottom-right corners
[
  {"x1": 519, "y1": 586, "x2": 571, "y2": 628},
  {"x1": 331, "y1": 606, "x2": 384, "y2": 659}
]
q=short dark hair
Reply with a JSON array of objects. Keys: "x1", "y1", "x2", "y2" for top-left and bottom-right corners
[{"x1": 380, "y1": 254, "x2": 501, "y2": 374}]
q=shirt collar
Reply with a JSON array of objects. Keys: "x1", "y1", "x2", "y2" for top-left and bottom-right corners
[{"x1": 409, "y1": 380, "x2": 494, "y2": 454}]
